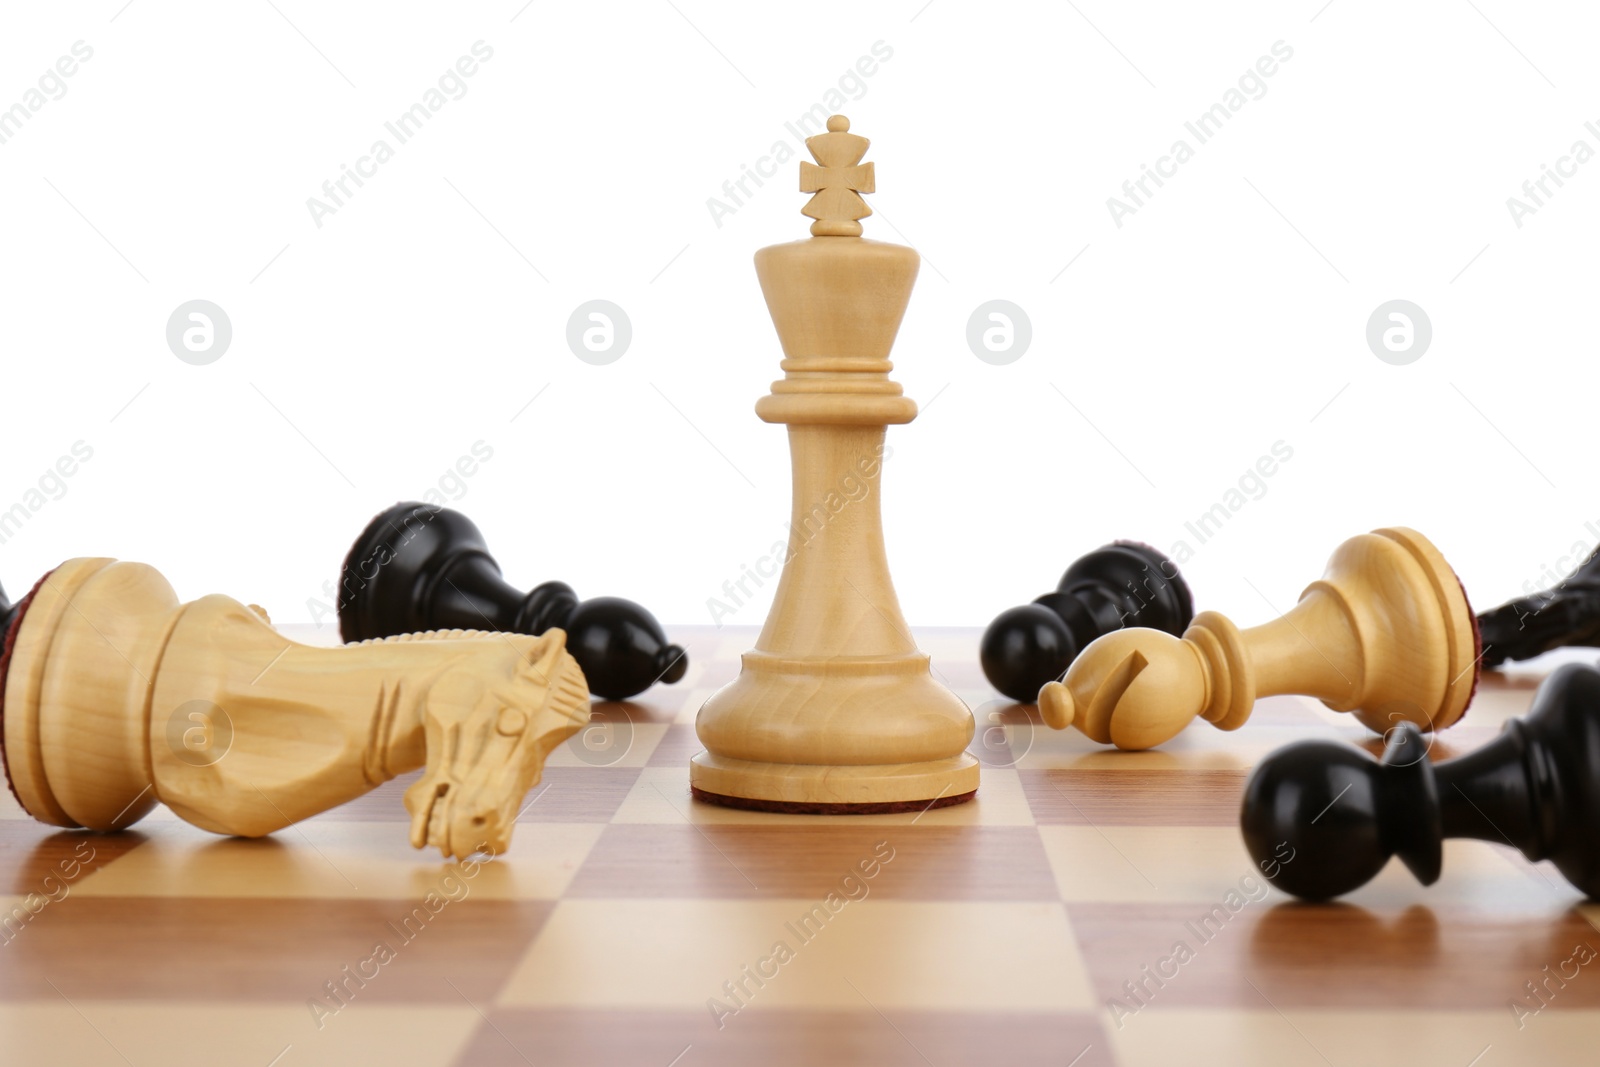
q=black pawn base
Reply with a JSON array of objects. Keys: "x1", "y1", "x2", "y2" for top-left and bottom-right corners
[
  {"x1": 980, "y1": 541, "x2": 1194, "y2": 704},
  {"x1": 339, "y1": 502, "x2": 687, "y2": 702}
]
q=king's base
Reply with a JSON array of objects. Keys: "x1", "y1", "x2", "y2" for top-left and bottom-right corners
[{"x1": 689, "y1": 751, "x2": 979, "y2": 812}]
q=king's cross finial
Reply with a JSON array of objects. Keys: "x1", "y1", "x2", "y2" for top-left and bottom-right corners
[{"x1": 799, "y1": 114, "x2": 875, "y2": 237}]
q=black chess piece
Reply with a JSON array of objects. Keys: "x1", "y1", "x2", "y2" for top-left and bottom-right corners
[
  {"x1": 1241, "y1": 661, "x2": 1600, "y2": 901},
  {"x1": 0, "y1": 582, "x2": 15, "y2": 642},
  {"x1": 338, "y1": 502, "x2": 688, "y2": 701},
  {"x1": 1477, "y1": 546, "x2": 1600, "y2": 667},
  {"x1": 979, "y1": 541, "x2": 1194, "y2": 704}
]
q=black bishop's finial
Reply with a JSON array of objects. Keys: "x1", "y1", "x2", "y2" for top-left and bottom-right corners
[
  {"x1": 338, "y1": 503, "x2": 688, "y2": 702},
  {"x1": 979, "y1": 542, "x2": 1194, "y2": 704},
  {"x1": 1242, "y1": 660, "x2": 1600, "y2": 901}
]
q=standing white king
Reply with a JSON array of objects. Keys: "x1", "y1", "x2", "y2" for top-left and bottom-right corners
[{"x1": 690, "y1": 115, "x2": 978, "y2": 813}]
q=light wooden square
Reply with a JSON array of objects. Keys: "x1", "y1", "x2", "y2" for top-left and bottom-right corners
[{"x1": 499, "y1": 898, "x2": 1092, "y2": 1011}]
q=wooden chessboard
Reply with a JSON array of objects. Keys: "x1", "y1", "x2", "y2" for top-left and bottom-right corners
[{"x1": 2, "y1": 625, "x2": 1596, "y2": 1067}]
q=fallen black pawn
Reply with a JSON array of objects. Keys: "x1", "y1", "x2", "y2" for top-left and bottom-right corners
[
  {"x1": 1241, "y1": 661, "x2": 1600, "y2": 900},
  {"x1": 1477, "y1": 545, "x2": 1600, "y2": 667},
  {"x1": 339, "y1": 502, "x2": 688, "y2": 701},
  {"x1": 979, "y1": 541, "x2": 1194, "y2": 704}
]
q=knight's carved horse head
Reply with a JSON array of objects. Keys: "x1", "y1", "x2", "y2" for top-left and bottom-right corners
[{"x1": 405, "y1": 630, "x2": 589, "y2": 859}]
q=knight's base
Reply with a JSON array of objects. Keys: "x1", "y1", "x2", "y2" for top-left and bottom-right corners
[{"x1": 688, "y1": 751, "x2": 980, "y2": 812}]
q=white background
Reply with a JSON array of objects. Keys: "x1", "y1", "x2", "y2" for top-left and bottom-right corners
[{"x1": 2, "y1": 1, "x2": 1596, "y2": 643}]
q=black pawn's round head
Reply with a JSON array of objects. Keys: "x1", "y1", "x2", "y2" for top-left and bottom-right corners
[
  {"x1": 564, "y1": 596, "x2": 687, "y2": 701},
  {"x1": 980, "y1": 604, "x2": 1081, "y2": 704},
  {"x1": 1240, "y1": 740, "x2": 1390, "y2": 901}
]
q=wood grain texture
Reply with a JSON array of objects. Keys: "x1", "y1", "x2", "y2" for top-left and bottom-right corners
[
  {"x1": 1038, "y1": 528, "x2": 1479, "y2": 749},
  {"x1": 0, "y1": 624, "x2": 1594, "y2": 1067},
  {"x1": 1020, "y1": 768, "x2": 1250, "y2": 826},
  {"x1": 691, "y1": 116, "x2": 977, "y2": 809},
  {"x1": 1070, "y1": 896, "x2": 1600, "y2": 1010},
  {"x1": 2, "y1": 558, "x2": 588, "y2": 858},
  {"x1": 453, "y1": 1008, "x2": 1112, "y2": 1067}
]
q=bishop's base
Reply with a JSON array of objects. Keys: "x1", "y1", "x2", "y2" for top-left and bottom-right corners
[{"x1": 688, "y1": 751, "x2": 979, "y2": 812}]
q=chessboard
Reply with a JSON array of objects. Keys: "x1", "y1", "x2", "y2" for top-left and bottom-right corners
[{"x1": 2, "y1": 624, "x2": 1596, "y2": 1067}]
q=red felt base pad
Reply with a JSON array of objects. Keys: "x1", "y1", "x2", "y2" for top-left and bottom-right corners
[
  {"x1": 690, "y1": 785, "x2": 977, "y2": 815},
  {"x1": 0, "y1": 568, "x2": 55, "y2": 819}
]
